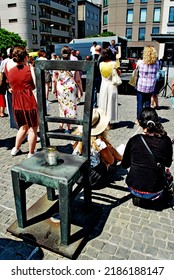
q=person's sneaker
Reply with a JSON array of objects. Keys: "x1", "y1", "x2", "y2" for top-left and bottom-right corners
[
  {"x1": 27, "y1": 153, "x2": 34, "y2": 159},
  {"x1": 11, "y1": 147, "x2": 21, "y2": 156}
]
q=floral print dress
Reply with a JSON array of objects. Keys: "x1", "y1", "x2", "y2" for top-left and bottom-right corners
[{"x1": 56, "y1": 70, "x2": 78, "y2": 118}]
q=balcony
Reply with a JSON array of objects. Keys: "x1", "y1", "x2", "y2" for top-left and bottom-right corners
[
  {"x1": 39, "y1": 13, "x2": 51, "y2": 20},
  {"x1": 40, "y1": 26, "x2": 51, "y2": 34},
  {"x1": 38, "y1": 0, "x2": 50, "y2": 7}
]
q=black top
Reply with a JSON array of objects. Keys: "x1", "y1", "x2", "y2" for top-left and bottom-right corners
[
  {"x1": 89, "y1": 54, "x2": 102, "y2": 78},
  {"x1": 122, "y1": 134, "x2": 173, "y2": 193}
]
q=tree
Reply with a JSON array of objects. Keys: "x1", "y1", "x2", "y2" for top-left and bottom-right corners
[{"x1": 0, "y1": 28, "x2": 27, "y2": 57}]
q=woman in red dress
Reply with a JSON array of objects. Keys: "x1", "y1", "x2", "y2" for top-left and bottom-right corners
[{"x1": 7, "y1": 46, "x2": 39, "y2": 158}]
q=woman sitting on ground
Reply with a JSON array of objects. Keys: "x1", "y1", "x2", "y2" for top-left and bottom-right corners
[
  {"x1": 121, "y1": 107, "x2": 173, "y2": 205},
  {"x1": 72, "y1": 108, "x2": 125, "y2": 188}
]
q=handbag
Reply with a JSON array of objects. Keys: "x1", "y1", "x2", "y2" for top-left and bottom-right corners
[
  {"x1": 0, "y1": 71, "x2": 7, "y2": 94},
  {"x1": 30, "y1": 65, "x2": 37, "y2": 101},
  {"x1": 140, "y1": 135, "x2": 174, "y2": 207},
  {"x1": 128, "y1": 68, "x2": 138, "y2": 87},
  {"x1": 112, "y1": 68, "x2": 122, "y2": 86}
]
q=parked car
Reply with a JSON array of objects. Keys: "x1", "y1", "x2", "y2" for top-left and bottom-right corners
[{"x1": 120, "y1": 58, "x2": 138, "y2": 72}]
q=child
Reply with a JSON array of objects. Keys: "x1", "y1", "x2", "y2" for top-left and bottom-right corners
[{"x1": 72, "y1": 108, "x2": 125, "y2": 188}]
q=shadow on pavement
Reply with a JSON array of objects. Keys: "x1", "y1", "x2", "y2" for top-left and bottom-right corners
[
  {"x1": 0, "y1": 237, "x2": 44, "y2": 260},
  {"x1": 0, "y1": 137, "x2": 16, "y2": 149}
]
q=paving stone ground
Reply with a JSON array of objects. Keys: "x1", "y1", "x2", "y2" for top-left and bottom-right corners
[{"x1": 0, "y1": 77, "x2": 174, "y2": 260}]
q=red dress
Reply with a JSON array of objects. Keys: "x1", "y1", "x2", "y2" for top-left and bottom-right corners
[{"x1": 7, "y1": 64, "x2": 38, "y2": 128}]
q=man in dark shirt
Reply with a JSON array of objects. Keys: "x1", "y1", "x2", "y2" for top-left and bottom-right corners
[{"x1": 89, "y1": 45, "x2": 102, "y2": 108}]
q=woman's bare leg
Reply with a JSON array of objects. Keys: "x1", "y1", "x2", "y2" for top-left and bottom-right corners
[
  {"x1": 15, "y1": 124, "x2": 28, "y2": 150},
  {"x1": 27, "y1": 126, "x2": 38, "y2": 154}
]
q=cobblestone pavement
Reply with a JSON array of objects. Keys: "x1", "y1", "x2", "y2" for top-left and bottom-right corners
[{"x1": 0, "y1": 80, "x2": 174, "y2": 260}]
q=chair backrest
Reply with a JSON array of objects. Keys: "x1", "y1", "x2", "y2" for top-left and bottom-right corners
[{"x1": 35, "y1": 60, "x2": 95, "y2": 159}]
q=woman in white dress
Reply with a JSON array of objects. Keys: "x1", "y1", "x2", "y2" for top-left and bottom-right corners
[{"x1": 98, "y1": 48, "x2": 120, "y2": 124}]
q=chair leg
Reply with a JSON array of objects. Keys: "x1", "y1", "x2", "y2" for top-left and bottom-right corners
[
  {"x1": 83, "y1": 170, "x2": 92, "y2": 210},
  {"x1": 59, "y1": 183, "x2": 71, "y2": 245},
  {"x1": 47, "y1": 187, "x2": 56, "y2": 201},
  {"x1": 11, "y1": 170, "x2": 27, "y2": 228}
]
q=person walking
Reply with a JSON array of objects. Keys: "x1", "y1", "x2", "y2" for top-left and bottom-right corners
[
  {"x1": 98, "y1": 48, "x2": 121, "y2": 125},
  {"x1": 1, "y1": 47, "x2": 18, "y2": 128},
  {"x1": 88, "y1": 45, "x2": 102, "y2": 108},
  {"x1": 135, "y1": 45, "x2": 160, "y2": 125},
  {"x1": 54, "y1": 46, "x2": 83, "y2": 133},
  {"x1": 37, "y1": 49, "x2": 51, "y2": 102},
  {"x1": 7, "y1": 46, "x2": 39, "y2": 158}
]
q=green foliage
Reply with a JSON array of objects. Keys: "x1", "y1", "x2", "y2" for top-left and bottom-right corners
[
  {"x1": 100, "y1": 31, "x2": 116, "y2": 37},
  {"x1": 0, "y1": 28, "x2": 27, "y2": 56},
  {"x1": 87, "y1": 31, "x2": 116, "y2": 38}
]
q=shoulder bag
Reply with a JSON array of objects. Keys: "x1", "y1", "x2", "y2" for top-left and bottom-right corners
[
  {"x1": 140, "y1": 135, "x2": 174, "y2": 207},
  {"x1": 128, "y1": 68, "x2": 138, "y2": 87},
  {"x1": 112, "y1": 67, "x2": 122, "y2": 86}
]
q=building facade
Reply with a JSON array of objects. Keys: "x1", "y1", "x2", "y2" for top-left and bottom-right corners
[
  {"x1": 78, "y1": 0, "x2": 101, "y2": 38},
  {"x1": 0, "y1": 0, "x2": 78, "y2": 51},
  {"x1": 102, "y1": 0, "x2": 174, "y2": 59}
]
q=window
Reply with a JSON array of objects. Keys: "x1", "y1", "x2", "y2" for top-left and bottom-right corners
[
  {"x1": 140, "y1": 0, "x2": 147, "y2": 3},
  {"x1": 9, "y1": 19, "x2": 17, "y2": 23},
  {"x1": 127, "y1": 9, "x2": 133, "y2": 23},
  {"x1": 95, "y1": 14, "x2": 98, "y2": 20},
  {"x1": 153, "y1": 7, "x2": 161, "y2": 22},
  {"x1": 127, "y1": 0, "x2": 134, "y2": 3},
  {"x1": 154, "y1": 0, "x2": 161, "y2": 2},
  {"x1": 31, "y1": 20, "x2": 37, "y2": 30},
  {"x1": 140, "y1": 8, "x2": 147, "y2": 22},
  {"x1": 139, "y1": 27, "x2": 145, "y2": 40},
  {"x1": 32, "y1": 34, "x2": 37, "y2": 44},
  {"x1": 103, "y1": 11, "x2": 108, "y2": 25},
  {"x1": 31, "y1": 4, "x2": 36, "y2": 15},
  {"x1": 103, "y1": 0, "x2": 108, "y2": 7},
  {"x1": 87, "y1": 10, "x2": 90, "y2": 18},
  {"x1": 169, "y1": 7, "x2": 174, "y2": 22},
  {"x1": 8, "y1": 3, "x2": 16, "y2": 7},
  {"x1": 152, "y1": 27, "x2": 159, "y2": 34},
  {"x1": 126, "y1": 28, "x2": 132, "y2": 40},
  {"x1": 87, "y1": 23, "x2": 90, "y2": 30},
  {"x1": 91, "y1": 12, "x2": 94, "y2": 19}
]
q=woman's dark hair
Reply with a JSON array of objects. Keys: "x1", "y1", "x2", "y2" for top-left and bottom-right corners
[
  {"x1": 38, "y1": 49, "x2": 46, "y2": 57},
  {"x1": 101, "y1": 48, "x2": 115, "y2": 61},
  {"x1": 12, "y1": 46, "x2": 28, "y2": 63},
  {"x1": 139, "y1": 107, "x2": 166, "y2": 136},
  {"x1": 61, "y1": 45, "x2": 71, "y2": 59}
]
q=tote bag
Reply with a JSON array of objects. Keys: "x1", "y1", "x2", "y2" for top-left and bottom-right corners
[
  {"x1": 128, "y1": 68, "x2": 138, "y2": 87},
  {"x1": 112, "y1": 68, "x2": 122, "y2": 86}
]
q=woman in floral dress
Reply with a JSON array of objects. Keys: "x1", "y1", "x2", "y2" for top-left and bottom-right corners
[{"x1": 55, "y1": 46, "x2": 83, "y2": 133}]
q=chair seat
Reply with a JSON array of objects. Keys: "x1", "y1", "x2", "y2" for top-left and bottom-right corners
[{"x1": 12, "y1": 150, "x2": 88, "y2": 189}]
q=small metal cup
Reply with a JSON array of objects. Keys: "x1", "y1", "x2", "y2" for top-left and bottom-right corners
[{"x1": 45, "y1": 146, "x2": 59, "y2": 166}]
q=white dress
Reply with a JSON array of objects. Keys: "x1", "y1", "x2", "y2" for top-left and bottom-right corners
[{"x1": 98, "y1": 61, "x2": 118, "y2": 123}]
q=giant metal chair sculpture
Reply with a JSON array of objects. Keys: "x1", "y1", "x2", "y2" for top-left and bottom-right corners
[{"x1": 9, "y1": 60, "x2": 95, "y2": 255}]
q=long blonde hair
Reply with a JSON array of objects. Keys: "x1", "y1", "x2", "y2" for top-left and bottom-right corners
[{"x1": 143, "y1": 46, "x2": 158, "y2": 65}]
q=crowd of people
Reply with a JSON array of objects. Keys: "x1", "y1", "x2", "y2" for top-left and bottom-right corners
[{"x1": 0, "y1": 41, "x2": 174, "y2": 209}]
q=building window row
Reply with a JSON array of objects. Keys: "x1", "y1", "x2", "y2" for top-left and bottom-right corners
[
  {"x1": 87, "y1": 10, "x2": 98, "y2": 20},
  {"x1": 127, "y1": 0, "x2": 161, "y2": 3},
  {"x1": 126, "y1": 26, "x2": 159, "y2": 40},
  {"x1": 126, "y1": 7, "x2": 161, "y2": 23}
]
